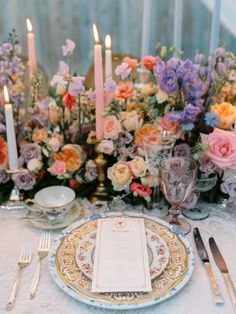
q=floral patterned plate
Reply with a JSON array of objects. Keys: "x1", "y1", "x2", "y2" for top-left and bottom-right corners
[
  {"x1": 48, "y1": 212, "x2": 194, "y2": 310},
  {"x1": 75, "y1": 228, "x2": 170, "y2": 281}
]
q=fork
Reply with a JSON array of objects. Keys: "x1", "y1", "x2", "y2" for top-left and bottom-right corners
[
  {"x1": 30, "y1": 232, "x2": 51, "y2": 299},
  {"x1": 6, "y1": 244, "x2": 32, "y2": 311}
]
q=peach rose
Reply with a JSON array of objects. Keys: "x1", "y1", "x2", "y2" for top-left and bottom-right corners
[
  {"x1": 48, "y1": 160, "x2": 66, "y2": 177},
  {"x1": 123, "y1": 57, "x2": 138, "y2": 71},
  {"x1": 119, "y1": 111, "x2": 143, "y2": 132},
  {"x1": 104, "y1": 115, "x2": 122, "y2": 140},
  {"x1": 107, "y1": 161, "x2": 132, "y2": 191},
  {"x1": 115, "y1": 82, "x2": 134, "y2": 100},
  {"x1": 134, "y1": 124, "x2": 160, "y2": 147},
  {"x1": 128, "y1": 157, "x2": 147, "y2": 177},
  {"x1": 97, "y1": 140, "x2": 114, "y2": 155},
  {"x1": 54, "y1": 144, "x2": 85, "y2": 172},
  {"x1": 201, "y1": 128, "x2": 236, "y2": 170},
  {"x1": 210, "y1": 102, "x2": 236, "y2": 129},
  {"x1": 32, "y1": 129, "x2": 48, "y2": 143},
  {"x1": 141, "y1": 56, "x2": 157, "y2": 70}
]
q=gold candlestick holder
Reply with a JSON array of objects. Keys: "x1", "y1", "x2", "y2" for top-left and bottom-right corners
[
  {"x1": 0, "y1": 169, "x2": 25, "y2": 210},
  {"x1": 89, "y1": 144, "x2": 109, "y2": 203}
]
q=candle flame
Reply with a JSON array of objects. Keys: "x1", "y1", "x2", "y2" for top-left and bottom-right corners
[
  {"x1": 105, "y1": 35, "x2": 111, "y2": 49},
  {"x1": 3, "y1": 86, "x2": 9, "y2": 103},
  {"x1": 93, "y1": 24, "x2": 99, "y2": 44},
  {"x1": 26, "y1": 18, "x2": 33, "y2": 32}
]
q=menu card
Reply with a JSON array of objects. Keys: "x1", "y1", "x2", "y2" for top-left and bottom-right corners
[{"x1": 92, "y1": 217, "x2": 152, "y2": 293}]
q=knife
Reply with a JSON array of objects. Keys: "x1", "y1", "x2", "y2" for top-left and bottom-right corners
[
  {"x1": 209, "y1": 237, "x2": 236, "y2": 312},
  {"x1": 193, "y1": 228, "x2": 224, "y2": 304}
]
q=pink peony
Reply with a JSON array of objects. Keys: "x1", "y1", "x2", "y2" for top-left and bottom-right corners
[
  {"x1": 201, "y1": 128, "x2": 236, "y2": 170},
  {"x1": 142, "y1": 56, "x2": 157, "y2": 70},
  {"x1": 130, "y1": 182, "x2": 152, "y2": 197},
  {"x1": 48, "y1": 160, "x2": 66, "y2": 177},
  {"x1": 103, "y1": 115, "x2": 122, "y2": 140}
]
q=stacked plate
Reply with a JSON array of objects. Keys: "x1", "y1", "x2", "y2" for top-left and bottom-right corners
[{"x1": 48, "y1": 212, "x2": 194, "y2": 310}]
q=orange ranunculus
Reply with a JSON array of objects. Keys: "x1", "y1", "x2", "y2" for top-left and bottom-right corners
[
  {"x1": 134, "y1": 124, "x2": 160, "y2": 147},
  {"x1": 210, "y1": 102, "x2": 236, "y2": 129},
  {"x1": 141, "y1": 55, "x2": 157, "y2": 71},
  {"x1": 115, "y1": 82, "x2": 134, "y2": 100},
  {"x1": 0, "y1": 136, "x2": 8, "y2": 168},
  {"x1": 54, "y1": 144, "x2": 84, "y2": 173},
  {"x1": 32, "y1": 128, "x2": 48, "y2": 143},
  {"x1": 62, "y1": 92, "x2": 77, "y2": 111},
  {"x1": 122, "y1": 57, "x2": 138, "y2": 71}
]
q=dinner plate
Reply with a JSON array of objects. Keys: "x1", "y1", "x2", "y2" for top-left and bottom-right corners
[
  {"x1": 48, "y1": 212, "x2": 194, "y2": 310},
  {"x1": 75, "y1": 228, "x2": 170, "y2": 281},
  {"x1": 29, "y1": 201, "x2": 84, "y2": 230}
]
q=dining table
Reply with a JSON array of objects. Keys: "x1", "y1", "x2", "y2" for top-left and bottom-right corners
[{"x1": 0, "y1": 200, "x2": 236, "y2": 314}]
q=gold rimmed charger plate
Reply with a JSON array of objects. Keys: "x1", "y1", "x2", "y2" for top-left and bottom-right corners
[{"x1": 50, "y1": 212, "x2": 194, "y2": 309}]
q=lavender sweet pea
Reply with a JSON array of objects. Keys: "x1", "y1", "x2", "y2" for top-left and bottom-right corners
[
  {"x1": 159, "y1": 68, "x2": 179, "y2": 93},
  {"x1": 0, "y1": 169, "x2": 10, "y2": 184},
  {"x1": 15, "y1": 169, "x2": 36, "y2": 191},
  {"x1": 68, "y1": 77, "x2": 85, "y2": 96},
  {"x1": 20, "y1": 143, "x2": 42, "y2": 163},
  {"x1": 221, "y1": 176, "x2": 236, "y2": 198}
]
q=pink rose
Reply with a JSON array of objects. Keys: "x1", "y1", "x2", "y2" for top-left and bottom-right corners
[
  {"x1": 130, "y1": 182, "x2": 152, "y2": 198},
  {"x1": 104, "y1": 115, "x2": 122, "y2": 140},
  {"x1": 141, "y1": 56, "x2": 157, "y2": 70},
  {"x1": 115, "y1": 82, "x2": 134, "y2": 100},
  {"x1": 123, "y1": 57, "x2": 138, "y2": 71},
  {"x1": 157, "y1": 113, "x2": 181, "y2": 137},
  {"x1": 97, "y1": 140, "x2": 114, "y2": 155},
  {"x1": 201, "y1": 128, "x2": 236, "y2": 170},
  {"x1": 128, "y1": 157, "x2": 147, "y2": 178},
  {"x1": 48, "y1": 160, "x2": 66, "y2": 176}
]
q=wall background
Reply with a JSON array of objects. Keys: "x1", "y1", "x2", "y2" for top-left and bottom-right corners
[{"x1": 1, "y1": 0, "x2": 235, "y2": 78}]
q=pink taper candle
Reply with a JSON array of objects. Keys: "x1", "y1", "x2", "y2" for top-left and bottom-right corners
[
  {"x1": 26, "y1": 19, "x2": 37, "y2": 78},
  {"x1": 93, "y1": 24, "x2": 104, "y2": 140}
]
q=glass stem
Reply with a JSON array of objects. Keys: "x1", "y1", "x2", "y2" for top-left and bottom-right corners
[{"x1": 169, "y1": 205, "x2": 181, "y2": 225}]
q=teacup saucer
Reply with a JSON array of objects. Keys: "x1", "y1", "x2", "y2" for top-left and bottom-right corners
[{"x1": 28, "y1": 202, "x2": 84, "y2": 230}]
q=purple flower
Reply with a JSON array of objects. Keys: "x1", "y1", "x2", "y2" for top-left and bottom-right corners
[
  {"x1": 15, "y1": 169, "x2": 36, "y2": 191},
  {"x1": 115, "y1": 62, "x2": 131, "y2": 79},
  {"x1": 199, "y1": 155, "x2": 218, "y2": 176},
  {"x1": 181, "y1": 103, "x2": 201, "y2": 123},
  {"x1": 62, "y1": 39, "x2": 75, "y2": 56},
  {"x1": 159, "y1": 68, "x2": 179, "y2": 93},
  {"x1": 208, "y1": 55, "x2": 216, "y2": 68},
  {"x1": 174, "y1": 143, "x2": 191, "y2": 157},
  {"x1": 167, "y1": 57, "x2": 181, "y2": 70},
  {"x1": 154, "y1": 57, "x2": 165, "y2": 76},
  {"x1": 216, "y1": 62, "x2": 227, "y2": 75},
  {"x1": 214, "y1": 47, "x2": 226, "y2": 58},
  {"x1": 176, "y1": 59, "x2": 195, "y2": 80},
  {"x1": 194, "y1": 53, "x2": 205, "y2": 65},
  {"x1": 104, "y1": 78, "x2": 117, "y2": 93},
  {"x1": 85, "y1": 160, "x2": 98, "y2": 182},
  {"x1": 0, "y1": 169, "x2": 10, "y2": 184},
  {"x1": 68, "y1": 77, "x2": 85, "y2": 96},
  {"x1": 117, "y1": 131, "x2": 133, "y2": 147},
  {"x1": 20, "y1": 143, "x2": 42, "y2": 163},
  {"x1": 221, "y1": 176, "x2": 236, "y2": 198}
]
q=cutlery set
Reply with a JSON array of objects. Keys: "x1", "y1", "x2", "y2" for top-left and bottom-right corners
[
  {"x1": 5, "y1": 232, "x2": 51, "y2": 311},
  {"x1": 194, "y1": 227, "x2": 236, "y2": 312}
]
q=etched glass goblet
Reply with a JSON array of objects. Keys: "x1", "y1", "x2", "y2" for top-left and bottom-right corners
[{"x1": 158, "y1": 157, "x2": 197, "y2": 234}]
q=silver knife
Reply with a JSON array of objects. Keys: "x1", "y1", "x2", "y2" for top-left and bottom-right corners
[
  {"x1": 209, "y1": 237, "x2": 236, "y2": 313},
  {"x1": 193, "y1": 228, "x2": 224, "y2": 304}
]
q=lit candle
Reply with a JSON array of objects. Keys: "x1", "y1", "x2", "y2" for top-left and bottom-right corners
[
  {"x1": 4, "y1": 86, "x2": 18, "y2": 171},
  {"x1": 93, "y1": 24, "x2": 104, "y2": 140},
  {"x1": 26, "y1": 18, "x2": 37, "y2": 78},
  {"x1": 105, "y1": 35, "x2": 112, "y2": 79},
  {"x1": 173, "y1": 0, "x2": 183, "y2": 52},
  {"x1": 141, "y1": 0, "x2": 151, "y2": 58},
  {"x1": 209, "y1": 0, "x2": 221, "y2": 53}
]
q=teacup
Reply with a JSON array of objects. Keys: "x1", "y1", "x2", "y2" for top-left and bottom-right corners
[{"x1": 26, "y1": 186, "x2": 76, "y2": 223}]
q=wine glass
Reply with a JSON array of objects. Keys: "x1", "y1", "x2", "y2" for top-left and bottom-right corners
[
  {"x1": 158, "y1": 157, "x2": 197, "y2": 234},
  {"x1": 143, "y1": 131, "x2": 175, "y2": 217},
  {"x1": 183, "y1": 173, "x2": 217, "y2": 220}
]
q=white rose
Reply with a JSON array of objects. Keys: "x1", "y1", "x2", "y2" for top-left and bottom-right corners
[
  {"x1": 27, "y1": 158, "x2": 43, "y2": 173},
  {"x1": 128, "y1": 157, "x2": 147, "y2": 177},
  {"x1": 97, "y1": 140, "x2": 114, "y2": 155},
  {"x1": 119, "y1": 111, "x2": 142, "y2": 132}
]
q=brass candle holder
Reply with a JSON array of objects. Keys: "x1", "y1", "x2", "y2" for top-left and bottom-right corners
[
  {"x1": 89, "y1": 143, "x2": 109, "y2": 203},
  {"x1": 0, "y1": 169, "x2": 25, "y2": 210}
]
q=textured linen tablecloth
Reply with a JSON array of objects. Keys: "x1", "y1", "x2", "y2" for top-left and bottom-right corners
[{"x1": 0, "y1": 201, "x2": 236, "y2": 314}]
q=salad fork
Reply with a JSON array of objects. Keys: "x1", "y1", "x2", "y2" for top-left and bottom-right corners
[
  {"x1": 30, "y1": 232, "x2": 51, "y2": 299},
  {"x1": 6, "y1": 244, "x2": 32, "y2": 311}
]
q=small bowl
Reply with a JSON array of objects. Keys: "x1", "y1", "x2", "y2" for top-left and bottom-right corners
[{"x1": 27, "y1": 186, "x2": 76, "y2": 223}]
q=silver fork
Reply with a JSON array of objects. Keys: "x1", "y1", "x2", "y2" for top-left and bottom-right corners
[
  {"x1": 6, "y1": 244, "x2": 32, "y2": 311},
  {"x1": 30, "y1": 232, "x2": 51, "y2": 299}
]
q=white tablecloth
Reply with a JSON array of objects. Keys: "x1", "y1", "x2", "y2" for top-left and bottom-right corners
[{"x1": 0, "y1": 201, "x2": 236, "y2": 314}]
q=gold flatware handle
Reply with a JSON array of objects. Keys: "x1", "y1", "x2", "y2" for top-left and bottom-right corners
[
  {"x1": 5, "y1": 267, "x2": 22, "y2": 311},
  {"x1": 223, "y1": 273, "x2": 236, "y2": 313},
  {"x1": 204, "y1": 262, "x2": 224, "y2": 304},
  {"x1": 30, "y1": 260, "x2": 41, "y2": 299}
]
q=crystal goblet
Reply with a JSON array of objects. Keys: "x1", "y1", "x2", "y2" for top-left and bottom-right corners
[
  {"x1": 183, "y1": 173, "x2": 217, "y2": 220},
  {"x1": 158, "y1": 157, "x2": 197, "y2": 234},
  {"x1": 143, "y1": 131, "x2": 175, "y2": 217}
]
